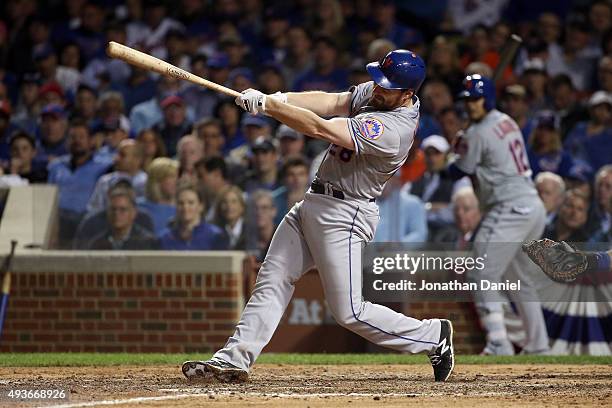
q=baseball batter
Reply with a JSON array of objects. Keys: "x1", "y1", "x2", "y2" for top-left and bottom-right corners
[
  {"x1": 450, "y1": 74, "x2": 550, "y2": 355},
  {"x1": 182, "y1": 50, "x2": 455, "y2": 383}
]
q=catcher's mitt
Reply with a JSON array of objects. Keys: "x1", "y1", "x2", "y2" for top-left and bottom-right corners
[{"x1": 521, "y1": 239, "x2": 588, "y2": 283}]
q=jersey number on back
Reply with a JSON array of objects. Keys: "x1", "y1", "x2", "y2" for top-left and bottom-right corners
[
  {"x1": 509, "y1": 139, "x2": 530, "y2": 175},
  {"x1": 329, "y1": 144, "x2": 354, "y2": 162}
]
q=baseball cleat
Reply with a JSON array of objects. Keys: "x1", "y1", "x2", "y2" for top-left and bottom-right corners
[
  {"x1": 182, "y1": 357, "x2": 248, "y2": 383},
  {"x1": 480, "y1": 339, "x2": 515, "y2": 356},
  {"x1": 428, "y1": 319, "x2": 455, "y2": 382}
]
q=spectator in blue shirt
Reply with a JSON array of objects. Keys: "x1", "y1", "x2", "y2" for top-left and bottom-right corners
[
  {"x1": 564, "y1": 91, "x2": 612, "y2": 172},
  {"x1": 47, "y1": 118, "x2": 112, "y2": 247},
  {"x1": 292, "y1": 36, "x2": 348, "y2": 92},
  {"x1": 159, "y1": 184, "x2": 228, "y2": 250},
  {"x1": 374, "y1": 174, "x2": 428, "y2": 245},
  {"x1": 527, "y1": 110, "x2": 574, "y2": 177},
  {"x1": 137, "y1": 157, "x2": 178, "y2": 235}
]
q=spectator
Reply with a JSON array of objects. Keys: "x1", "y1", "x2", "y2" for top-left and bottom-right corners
[
  {"x1": 137, "y1": 157, "x2": 178, "y2": 236},
  {"x1": 535, "y1": 172, "x2": 566, "y2": 226},
  {"x1": 598, "y1": 56, "x2": 612, "y2": 93},
  {"x1": 181, "y1": 54, "x2": 219, "y2": 119},
  {"x1": 87, "y1": 139, "x2": 147, "y2": 214},
  {"x1": 94, "y1": 117, "x2": 130, "y2": 164},
  {"x1": 86, "y1": 188, "x2": 159, "y2": 250},
  {"x1": 543, "y1": 189, "x2": 591, "y2": 243},
  {"x1": 500, "y1": 84, "x2": 533, "y2": 141},
  {"x1": 195, "y1": 156, "x2": 230, "y2": 223},
  {"x1": 136, "y1": 128, "x2": 166, "y2": 169},
  {"x1": 243, "y1": 138, "x2": 281, "y2": 193},
  {"x1": 374, "y1": 173, "x2": 428, "y2": 244},
  {"x1": 526, "y1": 110, "x2": 574, "y2": 178},
  {"x1": 247, "y1": 190, "x2": 278, "y2": 260},
  {"x1": 592, "y1": 165, "x2": 612, "y2": 238},
  {"x1": 292, "y1": 36, "x2": 348, "y2": 92},
  {"x1": 283, "y1": 26, "x2": 313, "y2": 86},
  {"x1": 70, "y1": 2, "x2": 107, "y2": 64},
  {"x1": 207, "y1": 53, "x2": 231, "y2": 88},
  {"x1": 431, "y1": 186, "x2": 481, "y2": 250},
  {"x1": 114, "y1": 67, "x2": 157, "y2": 113},
  {"x1": 215, "y1": 99, "x2": 245, "y2": 154},
  {"x1": 410, "y1": 135, "x2": 457, "y2": 233},
  {"x1": 215, "y1": 185, "x2": 247, "y2": 250},
  {"x1": 7, "y1": 130, "x2": 47, "y2": 183},
  {"x1": 159, "y1": 184, "x2": 228, "y2": 250},
  {"x1": 418, "y1": 79, "x2": 452, "y2": 139},
  {"x1": 589, "y1": 1, "x2": 612, "y2": 45},
  {"x1": 229, "y1": 68, "x2": 255, "y2": 93},
  {"x1": 372, "y1": 0, "x2": 413, "y2": 46},
  {"x1": 227, "y1": 115, "x2": 272, "y2": 168},
  {"x1": 0, "y1": 99, "x2": 15, "y2": 164},
  {"x1": 520, "y1": 58, "x2": 550, "y2": 113},
  {"x1": 11, "y1": 72, "x2": 41, "y2": 135},
  {"x1": 257, "y1": 63, "x2": 288, "y2": 95},
  {"x1": 72, "y1": 84, "x2": 98, "y2": 126},
  {"x1": 549, "y1": 74, "x2": 588, "y2": 139},
  {"x1": 37, "y1": 81, "x2": 65, "y2": 107},
  {"x1": 47, "y1": 118, "x2": 111, "y2": 247},
  {"x1": 81, "y1": 20, "x2": 131, "y2": 89},
  {"x1": 272, "y1": 157, "x2": 310, "y2": 224},
  {"x1": 366, "y1": 38, "x2": 396, "y2": 65},
  {"x1": 177, "y1": 134, "x2": 204, "y2": 184},
  {"x1": 275, "y1": 124, "x2": 305, "y2": 163},
  {"x1": 154, "y1": 95, "x2": 192, "y2": 158},
  {"x1": 427, "y1": 36, "x2": 463, "y2": 94},
  {"x1": 436, "y1": 106, "x2": 463, "y2": 144},
  {"x1": 194, "y1": 118, "x2": 224, "y2": 159},
  {"x1": 126, "y1": 0, "x2": 184, "y2": 58},
  {"x1": 97, "y1": 91, "x2": 130, "y2": 132},
  {"x1": 32, "y1": 43, "x2": 80, "y2": 95},
  {"x1": 35, "y1": 104, "x2": 69, "y2": 166},
  {"x1": 448, "y1": 0, "x2": 507, "y2": 35},
  {"x1": 564, "y1": 91, "x2": 612, "y2": 172}
]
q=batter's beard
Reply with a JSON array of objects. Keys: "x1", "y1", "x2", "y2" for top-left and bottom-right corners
[{"x1": 369, "y1": 95, "x2": 392, "y2": 110}]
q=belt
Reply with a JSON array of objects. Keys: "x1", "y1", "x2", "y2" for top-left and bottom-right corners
[{"x1": 310, "y1": 182, "x2": 375, "y2": 202}]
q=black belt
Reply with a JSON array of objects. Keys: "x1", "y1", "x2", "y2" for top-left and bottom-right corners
[{"x1": 310, "y1": 182, "x2": 375, "y2": 202}]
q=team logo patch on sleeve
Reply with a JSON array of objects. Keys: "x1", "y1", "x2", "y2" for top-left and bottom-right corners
[{"x1": 360, "y1": 117, "x2": 385, "y2": 140}]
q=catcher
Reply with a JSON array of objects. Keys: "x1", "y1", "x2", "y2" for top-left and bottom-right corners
[{"x1": 522, "y1": 239, "x2": 612, "y2": 283}]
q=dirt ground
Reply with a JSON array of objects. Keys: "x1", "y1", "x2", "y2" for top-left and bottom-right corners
[{"x1": 0, "y1": 364, "x2": 610, "y2": 408}]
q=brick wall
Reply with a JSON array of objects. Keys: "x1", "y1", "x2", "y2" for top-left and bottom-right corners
[{"x1": 0, "y1": 251, "x2": 245, "y2": 353}]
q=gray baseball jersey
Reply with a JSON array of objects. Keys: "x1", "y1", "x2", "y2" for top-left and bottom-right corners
[
  {"x1": 316, "y1": 81, "x2": 419, "y2": 199},
  {"x1": 454, "y1": 109, "x2": 538, "y2": 211}
]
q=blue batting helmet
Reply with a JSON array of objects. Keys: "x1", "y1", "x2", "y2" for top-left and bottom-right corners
[
  {"x1": 458, "y1": 74, "x2": 496, "y2": 110},
  {"x1": 366, "y1": 49, "x2": 426, "y2": 91}
]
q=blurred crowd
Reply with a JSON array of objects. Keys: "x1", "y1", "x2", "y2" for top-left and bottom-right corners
[{"x1": 0, "y1": 0, "x2": 610, "y2": 257}]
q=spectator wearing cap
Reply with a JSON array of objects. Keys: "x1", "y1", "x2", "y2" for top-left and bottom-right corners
[
  {"x1": 194, "y1": 118, "x2": 224, "y2": 159},
  {"x1": 564, "y1": 91, "x2": 612, "y2": 172},
  {"x1": 219, "y1": 34, "x2": 250, "y2": 69},
  {"x1": 526, "y1": 111, "x2": 574, "y2": 178},
  {"x1": 137, "y1": 157, "x2": 178, "y2": 236},
  {"x1": 153, "y1": 94, "x2": 192, "y2": 158},
  {"x1": 35, "y1": 104, "x2": 69, "y2": 165},
  {"x1": 214, "y1": 100, "x2": 244, "y2": 155},
  {"x1": 7, "y1": 130, "x2": 47, "y2": 183},
  {"x1": 207, "y1": 53, "x2": 231, "y2": 89},
  {"x1": 275, "y1": 124, "x2": 305, "y2": 163},
  {"x1": 48, "y1": 118, "x2": 113, "y2": 247},
  {"x1": 283, "y1": 26, "x2": 313, "y2": 86},
  {"x1": 129, "y1": 76, "x2": 194, "y2": 134},
  {"x1": 11, "y1": 73, "x2": 42, "y2": 135},
  {"x1": 520, "y1": 58, "x2": 550, "y2": 113},
  {"x1": 93, "y1": 117, "x2": 130, "y2": 164},
  {"x1": 229, "y1": 68, "x2": 255, "y2": 93},
  {"x1": 501, "y1": 84, "x2": 533, "y2": 141},
  {"x1": 549, "y1": 74, "x2": 589, "y2": 140},
  {"x1": 292, "y1": 36, "x2": 348, "y2": 92},
  {"x1": 257, "y1": 63, "x2": 287, "y2": 95},
  {"x1": 535, "y1": 172, "x2": 566, "y2": 226},
  {"x1": 243, "y1": 138, "x2": 281, "y2": 193},
  {"x1": 32, "y1": 43, "x2": 80, "y2": 95},
  {"x1": 195, "y1": 156, "x2": 230, "y2": 223},
  {"x1": 410, "y1": 135, "x2": 463, "y2": 234},
  {"x1": 375, "y1": 171, "x2": 428, "y2": 245},
  {"x1": 227, "y1": 115, "x2": 272, "y2": 168},
  {"x1": 543, "y1": 189, "x2": 591, "y2": 243},
  {"x1": 159, "y1": 183, "x2": 228, "y2": 250},
  {"x1": 181, "y1": 54, "x2": 219, "y2": 119},
  {"x1": 271, "y1": 157, "x2": 310, "y2": 225},
  {"x1": 37, "y1": 81, "x2": 66, "y2": 108},
  {"x1": 85, "y1": 188, "x2": 159, "y2": 250},
  {"x1": 177, "y1": 134, "x2": 204, "y2": 184},
  {"x1": 87, "y1": 139, "x2": 147, "y2": 214}
]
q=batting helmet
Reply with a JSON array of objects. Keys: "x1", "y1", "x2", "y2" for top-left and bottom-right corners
[
  {"x1": 458, "y1": 74, "x2": 496, "y2": 110},
  {"x1": 366, "y1": 49, "x2": 426, "y2": 91}
]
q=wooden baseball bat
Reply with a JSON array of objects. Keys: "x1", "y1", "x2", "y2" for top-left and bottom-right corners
[
  {"x1": 106, "y1": 41, "x2": 241, "y2": 98},
  {"x1": 492, "y1": 34, "x2": 522, "y2": 83},
  {"x1": 0, "y1": 240, "x2": 18, "y2": 343}
]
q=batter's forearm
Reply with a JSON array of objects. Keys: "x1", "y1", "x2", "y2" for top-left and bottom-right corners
[{"x1": 284, "y1": 91, "x2": 351, "y2": 117}]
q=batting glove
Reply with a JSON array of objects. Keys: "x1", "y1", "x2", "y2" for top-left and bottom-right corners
[{"x1": 236, "y1": 89, "x2": 266, "y2": 115}]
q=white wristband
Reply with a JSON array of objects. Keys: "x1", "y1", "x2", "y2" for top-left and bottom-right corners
[{"x1": 269, "y1": 91, "x2": 288, "y2": 104}]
